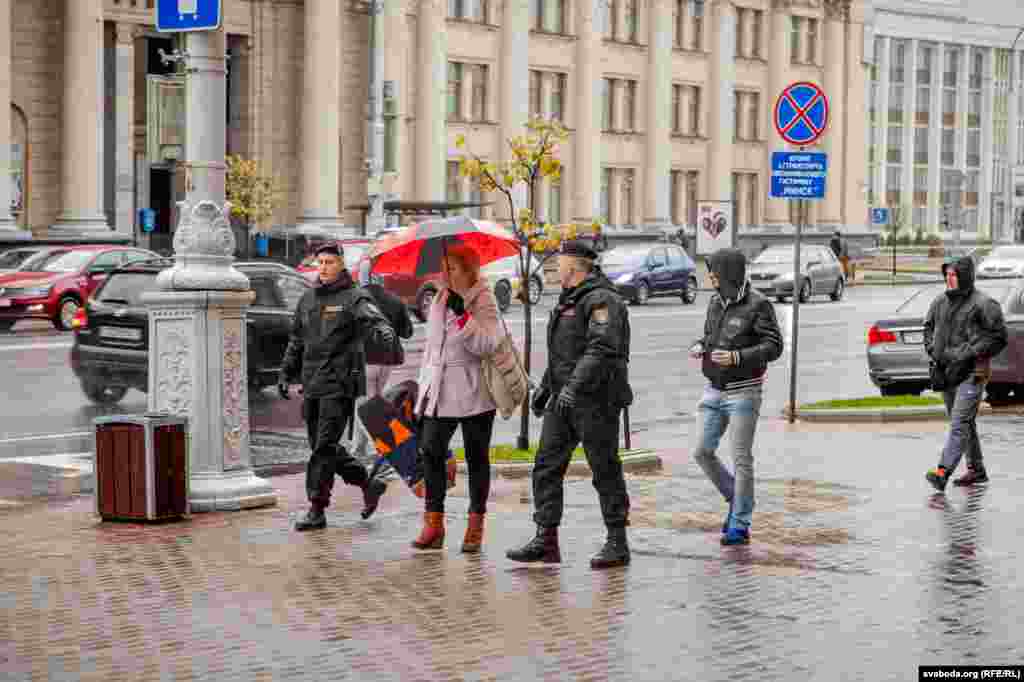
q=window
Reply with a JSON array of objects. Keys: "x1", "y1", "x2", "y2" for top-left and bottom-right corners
[
  {"x1": 941, "y1": 169, "x2": 962, "y2": 205},
  {"x1": 965, "y1": 170, "x2": 979, "y2": 206},
  {"x1": 624, "y1": 80, "x2": 637, "y2": 129},
  {"x1": 888, "y1": 83, "x2": 904, "y2": 124},
  {"x1": 450, "y1": 0, "x2": 488, "y2": 22},
  {"x1": 891, "y1": 40, "x2": 906, "y2": 83},
  {"x1": 689, "y1": 0, "x2": 702, "y2": 50},
  {"x1": 746, "y1": 174, "x2": 757, "y2": 227},
  {"x1": 602, "y1": 78, "x2": 614, "y2": 130},
  {"x1": 600, "y1": 168, "x2": 612, "y2": 221},
  {"x1": 966, "y1": 130, "x2": 980, "y2": 167},
  {"x1": 686, "y1": 170, "x2": 699, "y2": 226},
  {"x1": 649, "y1": 248, "x2": 667, "y2": 267},
  {"x1": 730, "y1": 173, "x2": 740, "y2": 225},
  {"x1": 790, "y1": 16, "x2": 801, "y2": 64},
  {"x1": 447, "y1": 62, "x2": 463, "y2": 120},
  {"x1": 914, "y1": 167, "x2": 928, "y2": 205},
  {"x1": 913, "y1": 206, "x2": 927, "y2": 229},
  {"x1": 735, "y1": 8, "x2": 746, "y2": 57},
  {"x1": 688, "y1": 85, "x2": 701, "y2": 135},
  {"x1": 621, "y1": 170, "x2": 635, "y2": 225},
  {"x1": 670, "y1": 170, "x2": 682, "y2": 224},
  {"x1": 470, "y1": 64, "x2": 488, "y2": 121},
  {"x1": 751, "y1": 10, "x2": 762, "y2": 58},
  {"x1": 944, "y1": 48, "x2": 959, "y2": 88},
  {"x1": 941, "y1": 129, "x2": 955, "y2": 165},
  {"x1": 668, "y1": 246, "x2": 687, "y2": 266},
  {"x1": 542, "y1": 0, "x2": 565, "y2": 33},
  {"x1": 942, "y1": 88, "x2": 956, "y2": 126},
  {"x1": 887, "y1": 126, "x2": 902, "y2": 163},
  {"x1": 674, "y1": 0, "x2": 684, "y2": 48},
  {"x1": 918, "y1": 44, "x2": 933, "y2": 85},
  {"x1": 624, "y1": 0, "x2": 637, "y2": 42},
  {"x1": 672, "y1": 84, "x2": 682, "y2": 133},
  {"x1": 968, "y1": 91, "x2": 981, "y2": 128},
  {"x1": 548, "y1": 181, "x2": 562, "y2": 224},
  {"x1": 91, "y1": 251, "x2": 124, "y2": 271},
  {"x1": 915, "y1": 86, "x2": 930, "y2": 125},
  {"x1": 530, "y1": 0, "x2": 541, "y2": 27},
  {"x1": 806, "y1": 18, "x2": 818, "y2": 64},
  {"x1": 607, "y1": 0, "x2": 618, "y2": 38},
  {"x1": 970, "y1": 49, "x2": 983, "y2": 90},
  {"x1": 446, "y1": 161, "x2": 461, "y2": 203},
  {"x1": 749, "y1": 91, "x2": 759, "y2": 140},
  {"x1": 530, "y1": 70, "x2": 542, "y2": 117},
  {"x1": 913, "y1": 127, "x2": 928, "y2": 164},
  {"x1": 885, "y1": 165, "x2": 902, "y2": 206},
  {"x1": 550, "y1": 73, "x2": 566, "y2": 121}
]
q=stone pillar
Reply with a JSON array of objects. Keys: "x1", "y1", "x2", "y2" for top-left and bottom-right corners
[
  {"x1": 1004, "y1": 48, "x2": 1018, "y2": 243},
  {"x1": 501, "y1": 0, "x2": 530, "y2": 214},
  {"x1": 299, "y1": 0, "x2": 343, "y2": 230},
  {"x1": 574, "y1": 0, "x2": 600, "y2": 223},
  {"x1": 382, "y1": 0, "x2": 406, "y2": 200},
  {"x1": 764, "y1": 1, "x2": 789, "y2": 225},
  {"x1": 643, "y1": 0, "x2": 671, "y2": 230},
  {"x1": 51, "y1": 0, "x2": 109, "y2": 235},
  {"x1": 609, "y1": 169, "x2": 622, "y2": 226},
  {"x1": 979, "y1": 48, "x2": 995, "y2": 238},
  {"x1": 821, "y1": 4, "x2": 845, "y2": 225},
  {"x1": 113, "y1": 24, "x2": 138, "y2": 238},
  {"x1": 842, "y1": 4, "x2": 868, "y2": 234},
  {"x1": 707, "y1": 0, "x2": 736, "y2": 209},
  {"x1": 902, "y1": 39, "x2": 918, "y2": 230},
  {"x1": 417, "y1": 0, "x2": 446, "y2": 201},
  {"x1": 0, "y1": 0, "x2": 26, "y2": 236},
  {"x1": 927, "y1": 43, "x2": 944, "y2": 232},
  {"x1": 875, "y1": 35, "x2": 890, "y2": 209}
]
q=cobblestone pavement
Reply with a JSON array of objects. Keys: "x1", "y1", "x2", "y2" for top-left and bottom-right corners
[{"x1": 2, "y1": 416, "x2": 1024, "y2": 681}]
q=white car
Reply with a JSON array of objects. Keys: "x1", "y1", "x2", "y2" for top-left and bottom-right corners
[
  {"x1": 976, "y1": 246, "x2": 1024, "y2": 279},
  {"x1": 483, "y1": 251, "x2": 544, "y2": 312}
]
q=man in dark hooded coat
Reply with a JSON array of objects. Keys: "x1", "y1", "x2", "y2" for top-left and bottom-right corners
[
  {"x1": 923, "y1": 256, "x2": 1007, "y2": 491},
  {"x1": 688, "y1": 248, "x2": 783, "y2": 545}
]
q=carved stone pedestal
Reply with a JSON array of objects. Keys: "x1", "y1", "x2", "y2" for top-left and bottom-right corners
[{"x1": 142, "y1": 200, "x2": 277, "y2": 512}]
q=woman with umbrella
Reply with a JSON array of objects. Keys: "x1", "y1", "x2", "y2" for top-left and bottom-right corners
[{"x1": 371, "y1": 216, "x2": 514, "y2": 553}]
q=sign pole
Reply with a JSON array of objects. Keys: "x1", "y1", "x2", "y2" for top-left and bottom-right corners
[{"x1": 788, "y1": 197, "x2": 804, "y2": 423}]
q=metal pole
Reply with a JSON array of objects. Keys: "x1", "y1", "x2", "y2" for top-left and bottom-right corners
[
  {"x1": 366, "y1": 0, "x2": 386, "y2": 236},
  {"x1": 787, "y1": 198, "x2": 804, "y2": 423},
  {"x1": 623, "y1": 408, "x2": 631, "y2": 451}
]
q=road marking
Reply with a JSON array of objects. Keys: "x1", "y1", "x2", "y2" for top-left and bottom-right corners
[
  {"x1": 0, "y1": 431, "x2": 92, "y2": 445},
  {"x1": 0, "y1": 341, "x2": 73, "y2": 353}
]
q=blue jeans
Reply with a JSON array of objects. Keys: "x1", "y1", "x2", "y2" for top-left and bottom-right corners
[
  {"x1": 939, "y1": 377, "x2": 985, "y2": 473},
  {"x1": 693, "y1": 386, "x2": 763, "y2": 530}
]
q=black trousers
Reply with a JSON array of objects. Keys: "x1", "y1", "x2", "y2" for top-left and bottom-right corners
[
  {"x1": 532, "y1": 403, "x2": 630, "y2": 529},
  {"x1": 303, "y1": 397, "x2": 369, "y2": 508},
  {"x1": 421, "y1": 410, "x2": 496, "y2": 514}
]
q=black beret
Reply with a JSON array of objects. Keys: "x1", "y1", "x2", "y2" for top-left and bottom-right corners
[
  {"x1": 560, "y1": 239, "x2": 598, "y2": 260},
  {"x1": 313, "y1": 242, "x2": 343, "y2": 258}
]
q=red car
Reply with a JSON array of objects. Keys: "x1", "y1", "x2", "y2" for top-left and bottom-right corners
[
  {"x1": 0, "y1": 245, "x2": 159, "y2": 331},
  {"x1": 295, "y1": 238, "x2": 373, "y2": 283}
]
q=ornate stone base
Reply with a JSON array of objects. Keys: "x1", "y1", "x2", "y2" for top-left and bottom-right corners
[
  {"x1": 49, "y1": 213, "x2": 111, "y2": 235},
  {"x1": 188, "y1": 469, "x2": 277, "y2": 512}
]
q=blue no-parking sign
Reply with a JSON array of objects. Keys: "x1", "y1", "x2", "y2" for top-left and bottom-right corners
[
  {"x1": 155, "y1": 0, "x2": 222, "y2": 33},
  {"x1": 773, "y1": 82, "x2": 829, "y2": 147}
]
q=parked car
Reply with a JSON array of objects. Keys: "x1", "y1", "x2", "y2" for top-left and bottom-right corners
[
  {"x1": 976, "y1": 245, "x2": 1024, "y2": 279},
  {"x1": 0, "y1": 247, "x2": 65, "y2": 276},
  {"x1": 866, "y1": 280, "x2": 1024, "y2": 401},
  {"x1": 748, "y1": 244, "x2": 845, "y2": 303},
  {"x1": 482, "y1": 250, "x2": 544, "y2": 313},
  {"x1": 0, "y1": 245, "x2": 158, "y2": 331},
  {"x1": 600, "y1": 243, "x2": 698, "y2": 305},
  {"x1": 69, "y1": 260, "x2": 312, "y2": 406},
  {"x1": 295, "y1": 238, "x2": 373, "y2": 283}
]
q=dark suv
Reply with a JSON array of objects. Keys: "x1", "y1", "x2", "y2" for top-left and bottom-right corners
[{"x1": 69, "y1": 260, "x2": 311, "y2": 405}]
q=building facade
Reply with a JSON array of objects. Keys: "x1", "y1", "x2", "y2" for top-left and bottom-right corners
[
  {"x1": 866, "y1": 0, "x2": 1024, "y2": 242},
  {"x1": 1, "y1": 0, "x2": 875, "y2": 247}
]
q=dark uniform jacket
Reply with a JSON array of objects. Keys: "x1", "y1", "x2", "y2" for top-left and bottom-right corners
[
  {"x1": 541, "y1": 272, "x2": 633, "y2": 408},
  {"x1": 695, "y1": 248, "x2": 783, "y2": 391},
  {"x1": 924, "y1": 256, "x2": 1007, "y2": 387},
  {"x1": 280, "y1": 270, "x2": 392, "y2": 399}
]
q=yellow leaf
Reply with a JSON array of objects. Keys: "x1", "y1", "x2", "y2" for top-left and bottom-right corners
[{"x1": 455, "y1": 133, "x2": 466, "y2": 149}]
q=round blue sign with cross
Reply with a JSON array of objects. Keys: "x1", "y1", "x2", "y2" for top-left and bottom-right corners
[{"x1": 773, "y1": 81, "x2": 829, "y2": 147}]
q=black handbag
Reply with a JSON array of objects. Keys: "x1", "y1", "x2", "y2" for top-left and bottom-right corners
[{"x1": 928, "y1": 361, "x2": 947, "y2": 392}]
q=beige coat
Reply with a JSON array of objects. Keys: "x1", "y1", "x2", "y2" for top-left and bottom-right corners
[{"x1": 416, "y1": 280, "x2": 502, "y2": 418}]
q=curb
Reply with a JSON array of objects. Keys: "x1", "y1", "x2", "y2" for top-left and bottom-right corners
[{"x1": 783, "y1": 402, "x2": 1024, "y2": 423}]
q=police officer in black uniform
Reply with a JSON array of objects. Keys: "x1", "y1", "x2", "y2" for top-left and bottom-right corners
[
  {"x1": 278, "y1": 243, "x2": 396, "y2": 531},
  {"x1": 506, "y1": 240, "x2": 633, "y2": 568}
]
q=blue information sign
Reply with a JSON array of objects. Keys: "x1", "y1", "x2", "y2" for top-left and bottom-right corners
[
  {"x1": 871, "y1": 207, "x2": 890, "y2": 225},
  {"x1": 155, "y1": 0, "x2": 222, "y2": 33},
  {"x1": 769, "y1": 152, "x2": 827, "y2": 200},
  {"x1": 773, "y1": 82, "x2": 829, "y2": 147}
]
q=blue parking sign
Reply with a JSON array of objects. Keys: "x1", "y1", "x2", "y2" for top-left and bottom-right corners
[
  {"x1": 155, "y1": 0, "x2": 222, "y2": 32},
  {"x1": 871, "y1": 208, "x2": 890, "y2": 225}
]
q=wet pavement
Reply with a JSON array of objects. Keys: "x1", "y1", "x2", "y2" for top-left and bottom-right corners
[{"x1": 3, "y1": 415, "x2": 1024, "y2": 680}]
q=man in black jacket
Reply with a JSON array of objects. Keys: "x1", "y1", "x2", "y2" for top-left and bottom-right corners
[
  {"x1": 507, "y1": 240, "x2": 634, "y2": 569},
  {"x1": 278, "y1": 243, "x2": 396, "y2": 531},
  {"x1": 689, "y1": 248, "x2": 783, "y2": 545},
  {"x1": 923, "y1": 257, "x2": 1007, "y2": 491}
]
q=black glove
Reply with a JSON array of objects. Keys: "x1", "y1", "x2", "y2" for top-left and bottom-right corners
[
  {"x1": 376, "y1": 324, "x2": 396, "y2": 346},
  {"x1": 447, "y1": 290, "x2": 465, "y2": 316},
  {"x1": 531, "y1": 387, "x2": 551, "y2": 418},
  {"x1": 277, "y1": 380, "x2": 291, "y2": 400},
  {"x1": 554, "y1": 386, "x2": 576, "y2": 416}
]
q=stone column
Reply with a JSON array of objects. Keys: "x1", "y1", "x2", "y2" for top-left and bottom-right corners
[
  {"x1": 902, "y1": 39, "x2": 918, "y2": 230},
  {"x1": 707, "y1": 0, "x2": 737, "y2": 209},
  {"x1": 1005, "y1": 48, "x2": 1018, "y2": 243},
  {"x1": 51, "y1": 0, "x2": 109, "y2": 234},
  {"x1": 382, "y1": 0, "x2": 406, "y2": 200},
  {"x1": 501, "y1": 0, "x2": 530, "y2": 214},
  {"x1": 842, "y1": 2, "x2": 868, "y2": 233},
  {"x1": 574, "y1": 0, "x2": 601, "y2": 222},
  {"x1": 927, "y1": 43, "x2": 944, "y2": 232},
  {"x1": 643, "y1": 0, "x2": 671, "y2": 230},
  {"x1": 299, "y1": 0, "x2": 343, "y2": 230},
  {"x1": 875, "y1": 35, "x2": 890, "y2": 209},
  {"x1": 820, "y1": 4, "x2": 845, "y2": 225},
  {"x1": 417, "y1": 0, "x2": 446, "y2": 201},
  {"x1": 764, "y1": 0, "x2": 790, "y2": 225},
  {"x1": 0, "y1": 0, "x2": 26, "y2": 236},
  {"x1": 113, "y1": 24, "x2": 138, "y2": 238},
  {"x1": 979, "y1": 48, "x2": 995, "y2": 238},
  {"x1": 609, "y1": 169, "x2": 622, "y2": 226}
]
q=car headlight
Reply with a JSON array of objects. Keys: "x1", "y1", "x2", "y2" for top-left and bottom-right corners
[
  {"x1": 615, "y1": 273, "x2": 634, "y2": 284},
  {"x1": 8, "y1": 286, "x2": 52, "y2": 298},
  {"x1": 776, "y1": 272, "x2": 795, "y2": 281}
]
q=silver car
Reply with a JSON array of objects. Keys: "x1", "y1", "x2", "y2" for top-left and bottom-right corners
[
  {"x1": 483, "y1": 250, "x2": 543, "y2": 313},
  {"x1": 976, "y1": 245, "x2": 1024, "y2": 279},
  {"x1": 748, "y1": 244, "x2": 845, "y2": 303}
]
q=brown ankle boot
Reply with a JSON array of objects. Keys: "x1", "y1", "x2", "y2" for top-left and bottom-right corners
[
  {"x1": 461, "y1": 513, "x2": 485, "y2": 553},
  {"x1": 412, "y1": 512, "x2": 445, "y2": 549}
]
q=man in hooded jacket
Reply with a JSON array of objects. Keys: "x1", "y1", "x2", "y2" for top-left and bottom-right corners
[
  {"x1": 506, "y1": 240, "x2": 634, "y2": 569},
  {"x1": 923, "y1": 257, "x2": 1007, "y2": 491},
  {"x1": 278, "y1": 243, "x2": 396, "y2": 531},
  {"x1": 689, "y1": 248, "x2": 783, "y2": 545}
]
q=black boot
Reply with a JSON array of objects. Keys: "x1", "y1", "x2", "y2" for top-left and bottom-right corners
[
  {"x1": 360, "y1": 479, "x2": 388, "y2": 519},
  {"x1": 590, "y1": 526, "x2": 630, "y2": 569},
  {"x1": 506, "y1": 525, "x2": 561, "y2": 564},
  {"x1": 294, "y1": 506, "x2": 327, "y2": 531}
]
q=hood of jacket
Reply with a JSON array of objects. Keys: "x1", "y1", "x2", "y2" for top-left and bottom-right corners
[
  {"x1": 316, "y1": 269, "x2": 356, "y2": 296},
  {"x1": 941, "y1": 256, "x2": 975, "y2": 299},
  {"x1": 708, "y1": 248, "x2": 748, "y2": 303},
  {"x1": 558, "y1": 269, "x2": 616, "y2": 306}
]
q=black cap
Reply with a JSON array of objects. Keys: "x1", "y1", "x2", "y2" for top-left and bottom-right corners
[
  {"x1": 314, "y1": 242, "x2": 343, "y2": 258},
  {"x1": 560, "y1": 239, "x2": 598, "y2": 260}
]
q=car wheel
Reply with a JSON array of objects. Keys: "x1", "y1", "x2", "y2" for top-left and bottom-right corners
[
  {"x1": 416, "y1": 287, "x2": 437, "y2": 322},
  {"x1": 880, "y1": 383, "x2": 922, "y2": 397},
  {"x1": 528, "y1": 275, "x2": 543, "y2": 305},
  {"x1": 80, "y1": 378, "x2": 128, "y2": 406},
  {"x1": 681, "y1": 275, "x2": 698, "y2": 305},
  {"x1": 494, "y1": 279, "x2": 512, "y2": 313},
  {"x1": 776, "y1": 296, "x2": 787, "y2": 304},
  {"x1": 797, "y1": 279, "x2": 811, "y2": 304},
  {"x1": 985, "y1": 383, "x2": 1014, "y2": 406},
  {"x1": 54, "y1": 296, "x2": 81, "y2": 331},
  {"x1": 829, "y1": 277, "x2": 844, "y2": 302},
  {"x1": 634, "y1": 282, "x2": 650, "y2": 305}
]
